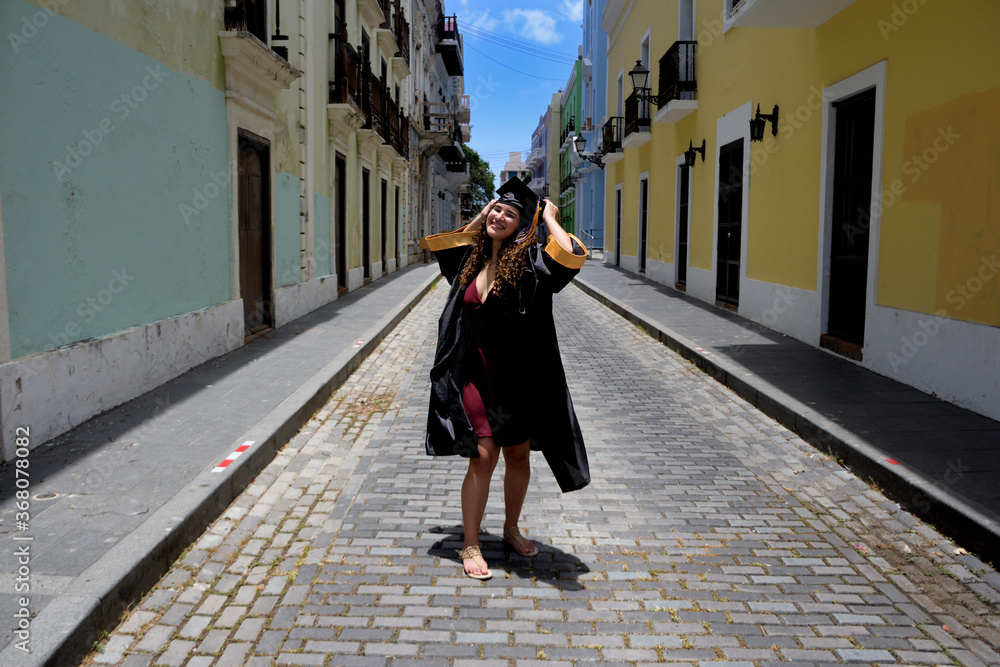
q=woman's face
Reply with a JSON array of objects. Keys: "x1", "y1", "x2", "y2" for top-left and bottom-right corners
[{"x1": 486, "y1": 203, "x2": 521, "y2": 242}]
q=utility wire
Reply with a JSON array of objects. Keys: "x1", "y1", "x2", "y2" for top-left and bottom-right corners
[
  {"x1": 461, "y1": 23, "x2": 575, "y2": 60},
  {"x1": 465, "y1": 43, "x2": 569, "y2": 81},
  {"x1": 463, "y1": 24, "x2": 576, "y2": 65}
]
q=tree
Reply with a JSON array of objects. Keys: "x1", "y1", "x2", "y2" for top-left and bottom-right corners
[{"x1": 463, "y1": 144, "x2": 495, "y2": 209}]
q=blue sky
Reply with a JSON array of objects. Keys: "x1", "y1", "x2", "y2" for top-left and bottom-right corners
[{"x1": 452, "y1": 0, "x2": 585, "y2": 190}]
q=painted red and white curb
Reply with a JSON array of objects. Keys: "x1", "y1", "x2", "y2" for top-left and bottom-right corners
[
  {"x1": 694, "y1": 346, "x2": 712, "y2": 356},
  {"x1": 212, "y1": 440, "x2": 255, "y2": 473},
  {"x1": 352, "y1": 339, "x2": 365, "y2": 348}
]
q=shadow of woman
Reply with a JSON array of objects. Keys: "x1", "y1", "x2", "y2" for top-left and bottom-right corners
[{"x1": 426, "y1": 525, "x2": 591, "y2": 590}]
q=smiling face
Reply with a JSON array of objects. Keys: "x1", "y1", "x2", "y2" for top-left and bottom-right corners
[{"x1": 485, "y1": 202, "x2": 521, "y2": 242}]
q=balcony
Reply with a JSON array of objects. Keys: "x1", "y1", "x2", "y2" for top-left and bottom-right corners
[
  {"x1": 527, "y1": 176, "x2": 546, "y2": 195},
  {"x1": 726, "y1": 0, "x2": 856, "y2": 28},
  {"x1": 351, "y1": 63, "x2": 410, "y2": 157},
  {"x1": 436, "y1": 15, "x2": 464, "y2": 76},
  {"x1": 600, "y1": 116, "x2": 624, "y2": 165},
  {"x1": 327, "y1": 31, "x2": 365, "y2": 138},
  {"x1": 525, "y1": 146, "x2": 545, "y2": 169},
  {"x1": 376, "y1": 0, "x2": 409, "y2": 78},
  {"x1": 560, "y1": 116, "x2": 576, "y2": 147},
  {"x1": 653, "y1": 40, "x2": 698, "y2": 125},
  {"x1": 358, "y1": 0, "x2": 386, "y2": 28},
  {"x1": 456, "y1": 94, "x2": 470, "y2": 123},
  {"x1": 623, "y1": 90, "x2": 651, "y2": 149}
]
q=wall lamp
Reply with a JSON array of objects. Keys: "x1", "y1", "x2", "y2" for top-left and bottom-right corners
[
  {"x1": 627, "y1": 60, "x2": 666, "y2": 105},
  {"x1": 749, "y1": 103, "x2": 779, "y2": 142},
  {"x1": 573, "y1": 135, "x2": 606, "y2": 169},
  {"x1": 684, "y1": 139, "x2": 706, "y2": 167}
]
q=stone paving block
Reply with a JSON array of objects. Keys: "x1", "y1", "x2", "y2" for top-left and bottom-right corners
[{"x1": 80, "y1": 285, "x2": 1000, "y2": 667}]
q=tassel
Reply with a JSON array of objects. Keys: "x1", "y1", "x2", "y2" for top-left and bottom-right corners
[{"x1": 515, "y1": 200, "x2": 541, "y2": 244}]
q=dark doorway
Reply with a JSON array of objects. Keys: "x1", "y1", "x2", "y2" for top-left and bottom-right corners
[
  {"x1": 380, "y1": 178, "x2": 388, "y2": 273},
  {"x1": 394, "y1": 185, "x2": 401, "y2": 266},
  {"x1": 638, "y1": 177, "x2": 648, "y2": 273},
  {"x1": 614, "y1": 187, "x2": 622, "y2": 267},
  {"x1": 716, "y1": 139, "x2": 743, "y2": 308},
  {"x1": 335, "y1": 153, "x2": 348, "y2": 293},
  {"x1": 237, "y1": 132, "x2": 273, "y2": 339},
  {"x1": 826, "y1": 88, "x2": 876, "y2": 350},
  {"x1": 677, "y1": 164, "x2": 690, "y2": 289},
  {"x1": 362, "y1": 168, "x2": 371, "y2": 281}
]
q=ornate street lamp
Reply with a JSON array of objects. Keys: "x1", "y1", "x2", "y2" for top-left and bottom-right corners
[
  {"x1": 573, "y1": 134, "x2": 605, "y2": 169},
  {"x1": 749, "y1": 103, "x2": 779, "y2": 142},
  {"x1": 683, "y1": 139, "x2": 706, "y2": 167}
]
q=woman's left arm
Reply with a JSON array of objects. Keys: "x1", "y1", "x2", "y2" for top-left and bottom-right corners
[{"x1": 541, "y1": 199, "x2": 575, "y2": 255}]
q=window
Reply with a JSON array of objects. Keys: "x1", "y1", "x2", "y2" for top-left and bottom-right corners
[{"x1": 616, "y1": 72, "x2": 624, "y2": 118}]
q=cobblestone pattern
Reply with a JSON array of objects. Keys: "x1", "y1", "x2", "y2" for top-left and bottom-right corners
[{"x1": 84, "y1": 282, "x2": 1000, "y2": 666}]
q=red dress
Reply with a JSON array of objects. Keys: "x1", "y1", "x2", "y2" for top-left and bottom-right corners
[{"x1": 461, "y1": 281, "x2": 495, "y2": 438}]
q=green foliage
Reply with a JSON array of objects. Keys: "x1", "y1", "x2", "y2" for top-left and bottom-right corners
[{"x1": 463, "y1": 144, "x2": 495, "y2": 209}]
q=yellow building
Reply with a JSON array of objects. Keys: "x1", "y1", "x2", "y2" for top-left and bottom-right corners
[{"x1": 600, "y1": 0, "x2": 999, "y2": 421}]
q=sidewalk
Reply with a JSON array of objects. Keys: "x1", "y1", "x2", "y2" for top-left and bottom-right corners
[
  {"x1": 574, "y1": 261, "x2": 1000, "y2": 562},
  {"x1": 0, "y1": 262, "x2": 440, "y2": 666}
]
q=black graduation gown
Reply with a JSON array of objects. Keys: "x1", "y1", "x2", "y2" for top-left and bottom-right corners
[{"x1": 421, "y1": 229, "x2": 591, "y2": 493}]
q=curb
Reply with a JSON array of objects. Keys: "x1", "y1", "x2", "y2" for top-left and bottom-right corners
[
  {"x1": 572, "y1": 276, "x2": 1000, "y2": 564},
  {"x1": 20, "y1": 269, "x2": 441, "y2": 667}
]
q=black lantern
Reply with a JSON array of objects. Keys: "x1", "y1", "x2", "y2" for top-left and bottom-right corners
[
  {"x1": 628, "y1": 59, "x2": 649, "y2": 91},
  {"x1": 749, "y1": 103, "x2": 779, "y2": 142},
  {"x1": 683, "y1": 139, "x2": 706, "y2": 167},
  {"x1": 573, "y1": 135, "x2": 606, "y2": 169}
]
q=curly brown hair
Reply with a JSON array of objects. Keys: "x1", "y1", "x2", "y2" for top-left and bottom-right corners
[{"x1": 458, "y1": 218, "x2": 537, "y2": 297}]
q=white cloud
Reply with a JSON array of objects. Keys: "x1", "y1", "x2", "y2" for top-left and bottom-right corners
[
  {"x1": 558, "y1": 0, "x2": 583, "y2": 23},
  {"x1": 458, "y1": 0, "x2": 500, "y2": 31},
  {"x1": 502, "y1": 9, "x2": 562, "y2": 45}
]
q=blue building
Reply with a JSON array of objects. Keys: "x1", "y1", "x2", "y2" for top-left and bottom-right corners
[{"x1": 572, "y1": 0, "x2": 607, "y2": 255}]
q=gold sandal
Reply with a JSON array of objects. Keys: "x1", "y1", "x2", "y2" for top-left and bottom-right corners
[
  {"x1": 459, "y1": 545, "x2": 492, "y2": 580},
  {"x1": 503, "y1": 526, "x2": 539, "y2": 557}
]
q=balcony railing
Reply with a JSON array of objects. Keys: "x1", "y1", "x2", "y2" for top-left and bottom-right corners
[
  {"x1": 658, "y1": 40, "x2": 697, "y2": 107},
  {"x1": 436, "y1": 14, "x2": 464, "y2": 76},
  {"x1": 560, "y1": 115, "x2": 576, "y2": 145},
  {"x1": 329, "y1": 29, "x2": 362, "y2": 107},
  {"x1": 396, "y1": 9, "x2": 410, "y2": 66},
  {"x1": 601, "y1": 116, "x2": 623, "y2": 152},
  {"x1": 225, "y1": 0, "x2": 288, "y2": 59},
  {"x1": 346, "y1": 62, "x2": 409, "y2": 156},
  {"x1": 624, "y1": 89, "x2": 651, "y2": 137},
  {"x1": 560, "y1": 174, "x2": 574, "y2": 193}
]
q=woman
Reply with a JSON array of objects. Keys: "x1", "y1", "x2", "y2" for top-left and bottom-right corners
[{"x1": 422, "y1": 177, "x2": 590, "y2": 580}]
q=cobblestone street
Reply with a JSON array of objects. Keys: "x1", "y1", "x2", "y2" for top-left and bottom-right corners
[{"x1": 85, "y1": 282, "x2": 1000, "y2": 666}]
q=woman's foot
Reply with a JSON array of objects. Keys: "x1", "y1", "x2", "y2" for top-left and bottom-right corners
[
  {"x1": 503, "y1": 526, "x2": 539, "y2": 557},
  {"x1": 459, "y1": 545, "x2": 492, "y2": 580}
]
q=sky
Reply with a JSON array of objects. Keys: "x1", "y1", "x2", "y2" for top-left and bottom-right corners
[{"x1": 451, "y1": 0, "x2": 585, "y2": 190}]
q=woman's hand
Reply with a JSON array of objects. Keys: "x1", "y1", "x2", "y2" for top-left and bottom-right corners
[
  {"x1": 463, "y1": 199, "x2": 496, "y2": 233},
  {"x1": 541, "y1": 199, "x2": 560, "y2": 227},
  {"x1": 540, "y1": 199, "x2": 575, "y2": 254}
]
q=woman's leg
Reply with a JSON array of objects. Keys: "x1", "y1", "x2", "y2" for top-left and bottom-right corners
[
  {"x1": 461, "y1": 437, "x2": 500, "y2": 576},
  {"x1": 501, "y1": 440, "x2": 535, "y2": 554}
]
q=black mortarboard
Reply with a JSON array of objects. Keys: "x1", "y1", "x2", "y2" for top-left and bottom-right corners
[{"x1": 494, "y1": 176, "x2": 543, "y2": 242}]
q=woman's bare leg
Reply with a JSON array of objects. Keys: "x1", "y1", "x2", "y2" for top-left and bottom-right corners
[
  {"x1": 461, "y1": 437, "x2": 499, "y2": 576},
  {"x1": 502, "y1": 440, "x2": 535, "y2": 554}
]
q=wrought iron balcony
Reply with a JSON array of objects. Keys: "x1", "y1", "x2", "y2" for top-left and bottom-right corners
[
  {"x1": 560, "y1": 115, "x2": 576, "y2": 145},
  {"x1": 328, "y1": 29, "x2": 362, "y2": 108},
  {"x1": 624, "y1": 89, "x2": 651, "y2": 138},
  {"x1": 658, "y1": 41, "x2": 697, "y2": 107},
  {"x1": 225, "y1": 0, "x2": 289, "y2": 60},
  {"x1": 436, "y1": 14, "x2": 464, "y2": 76},
  {"x1": 601, "y1": 116, "x2": 623, "y2": 153}
]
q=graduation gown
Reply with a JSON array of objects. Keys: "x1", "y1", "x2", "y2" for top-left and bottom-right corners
[{"x1": 421, "y1": 229, "x2": 591, "y2": 493}]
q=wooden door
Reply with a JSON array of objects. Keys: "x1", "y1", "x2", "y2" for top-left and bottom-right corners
[
  {"x1": 638, "y1": 177, "x2": 649, "y2": 274},
  {"x1": 394, "y1": 185, "x2": 400, "y2": 265},
  {"x1": 380, "y1": 178, "x2": 388, "y2": 270},
  {"x1": 335, "y1": 153, "x2": 348, "y2": 291},
  {"x1": 677, "y1": 164, "x2": 690, "y2": 288},
  {"x1": 828, "y1": 89, "x2": 876, "y2": 345},
  {"x1": 238, "y1": 134, "x2": 272, "y2": 337},
  {"x1": 362, "y1": 168, "x2": 371, "y2": 280},
  {"x1": 716, "y1": 139, "x2": 743, "y2": 307},
  {"x1": 614, "y1": 187, "x2": 622, "y2": 267}
]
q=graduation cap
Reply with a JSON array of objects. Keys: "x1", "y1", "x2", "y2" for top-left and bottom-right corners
[{"x1": 495, "y1": 176, "x2": 545, "y2": 243}]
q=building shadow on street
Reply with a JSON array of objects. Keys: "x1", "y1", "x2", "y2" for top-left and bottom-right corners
[{"x1": 426, "y1": 525, "x2": 590, "y2": 590}]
